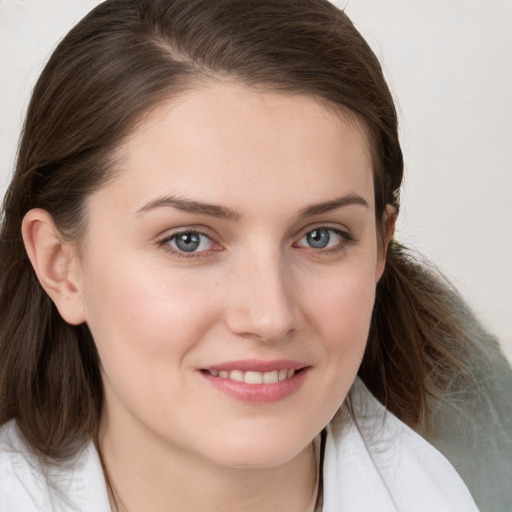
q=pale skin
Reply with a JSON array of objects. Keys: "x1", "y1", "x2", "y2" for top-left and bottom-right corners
[{"x1": 22, "y1": 82, "x2": 395, "y2": 512}]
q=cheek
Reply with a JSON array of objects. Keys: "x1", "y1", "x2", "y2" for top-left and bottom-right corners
[
  {"x1": 81, "y1": 263, "x2": 226, "y2": 427},
  {"x1": 303, "y1": 260, "x2": 377, "y2": 358},
  {"x1": 292, "y1": 261, "x2": 377, "y2": 429},
  {"x1": 81, "y1": 258, "x2": 222, "y2": 366}
]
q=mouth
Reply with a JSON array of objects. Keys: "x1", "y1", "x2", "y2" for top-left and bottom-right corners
[
  {"x1": 199, "y1": 360, "x2": 309, "y2": 403},
  {"x1": 202, "y1": 368, "x2": 298, "y2": 384}
]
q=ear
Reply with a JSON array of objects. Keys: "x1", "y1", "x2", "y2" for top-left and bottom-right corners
[
  {"x1": 375, "y1": 204, "x2": 397, "y2": 282},
  {"x1": 22, "y1": 209, "x2": 86, "y2": 325}
]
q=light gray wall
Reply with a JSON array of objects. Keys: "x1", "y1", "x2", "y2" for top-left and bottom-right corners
[{"x1": 1, "y1": 0, "x2": 511, "y2": 360}]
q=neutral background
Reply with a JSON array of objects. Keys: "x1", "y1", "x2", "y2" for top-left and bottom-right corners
[{"x1": 1, "y1": 0, "x2": 511, "y2": 361}]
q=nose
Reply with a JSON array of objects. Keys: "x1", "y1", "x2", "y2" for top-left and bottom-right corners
[{"x1": 224, "y1": 250, "x2": 298, "y2": 342}]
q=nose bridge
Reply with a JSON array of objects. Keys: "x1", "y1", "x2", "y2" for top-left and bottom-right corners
[{"x1": 225, "y1": 243, "x2": 297, "y2": 341}]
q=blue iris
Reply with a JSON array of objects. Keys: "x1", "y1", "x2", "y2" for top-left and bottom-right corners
[
  {"x1": 175, "y1": 232, "x2": 201, "y2": 252},
  {"x1": 306, "y1": 228, "x2": 330, "y2": 249}
]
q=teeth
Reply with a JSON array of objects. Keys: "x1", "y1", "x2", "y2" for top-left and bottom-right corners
[
  {"x1": 230, "y1": 370, "x2": 244, "y2": 382},
  {"x1": 262, "y1": 370, "x2": 279, "y2": 384},
  {"x1": 208, "y1": 368, "x2": 297, "y2": 384},
  {"x1": 244, "y1": 371, "x2": 262, "y2": 384}
]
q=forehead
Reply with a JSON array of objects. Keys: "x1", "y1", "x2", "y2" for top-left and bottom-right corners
[{"x1": 96, "y1": 82, "x2": 375, "y2": 217}]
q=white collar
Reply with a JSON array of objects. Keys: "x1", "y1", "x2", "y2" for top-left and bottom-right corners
[
  {"x1": 0, "y1": 420, "x2": 110, "y2": 512},
  {"x1": 322, "y1": 378, "x2": 479, "y2": 512}
]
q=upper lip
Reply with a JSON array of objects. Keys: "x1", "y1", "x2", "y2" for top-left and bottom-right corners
[{"x1": 202, "y1": 359, "x2": 308, "y2": 372}]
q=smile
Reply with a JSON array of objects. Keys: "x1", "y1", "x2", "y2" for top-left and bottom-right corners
[
  {"x1": 200, "y1": 360, "x2": 308, "y2": 403},
  {"x1": 206, "y1": 368, "x2": 295, "y2": 384}
]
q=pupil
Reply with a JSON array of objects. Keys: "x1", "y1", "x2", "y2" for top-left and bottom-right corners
[
  {"x1": 307, "y1": 229, "x2": 329, "y2": 249},
  {"x1": 176, "y1": 233, "x2": 200, "y2": 252}
]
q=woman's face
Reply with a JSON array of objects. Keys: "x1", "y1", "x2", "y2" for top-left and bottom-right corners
[{"x1": 77, "y1": 82, "x2": 386, "y2": 469}]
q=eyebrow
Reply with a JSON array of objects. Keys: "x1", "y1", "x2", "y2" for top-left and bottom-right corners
[
  {"x1": 297, "y1": 194, "x2": 369, "y2": 219},
  {"x1": 135, "y1": 193, "x2": 368, "y2": 221},
  {"x1": 135, "y1": 195, "x2": 242, "y2": 221}
]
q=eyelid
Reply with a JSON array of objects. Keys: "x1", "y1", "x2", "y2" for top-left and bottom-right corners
[
  {"x1": 155, "y1": 221, "x2": 223, "y2": 243},
  {"x1": 293, "y1": 222, "x2": 354, "y2": 241}
]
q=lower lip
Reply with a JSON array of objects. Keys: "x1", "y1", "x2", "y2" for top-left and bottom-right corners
[{"x1": 199, "y1": 369, "x2": 308, "y2": 403}]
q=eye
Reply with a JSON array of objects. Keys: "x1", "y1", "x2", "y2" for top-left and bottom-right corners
[
  {"x1": 295, "y1": 227, "x2": 349, "y2": 250},
  {"x1": 161, "y1": 230, "x2": 217, "y2": 255}
]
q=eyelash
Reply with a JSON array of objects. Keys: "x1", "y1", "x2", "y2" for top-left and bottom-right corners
[{"x1": 157, "y1": 225, "x2": 356, "y2": 259}]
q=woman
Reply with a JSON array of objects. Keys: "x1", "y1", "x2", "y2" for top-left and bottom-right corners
[{"x1": 0, "y1": 1, "x2": 509, "y2": 511}]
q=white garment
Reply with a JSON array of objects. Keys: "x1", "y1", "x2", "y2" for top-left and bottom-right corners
[
  {"x1": 0, "y1": 378, "x2": 479, "y2": 512},
  {"x1": 322, "y1": 378, "x2": 479, "y2": 511}
]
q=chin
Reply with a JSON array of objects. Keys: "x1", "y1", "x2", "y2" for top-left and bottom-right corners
[{"x1": 198, "y1": 430, "x2": 315, "y2": 470}]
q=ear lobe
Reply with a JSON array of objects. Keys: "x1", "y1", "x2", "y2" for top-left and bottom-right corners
[
  {"x1": 375, "y1": 204, "x2": 398, "y2": 282},
  {"x1": 22, "y1": 208, "x2": 86, "y2": 325}
]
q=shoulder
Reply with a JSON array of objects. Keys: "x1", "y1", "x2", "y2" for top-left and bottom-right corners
[
  {"x1": 0, "y1": 420, "x2": 52, "y2": 511},
  {"x1": 0, "y1": 420, "x2": 110, "y2": 512},
  {"x1": 321, "y1": 378, "x2": 480, "y2": 512}
]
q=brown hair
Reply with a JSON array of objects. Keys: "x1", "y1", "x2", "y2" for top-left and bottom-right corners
[{"x1": 0, "y1": 0, "x2": 489, "y2": 458}]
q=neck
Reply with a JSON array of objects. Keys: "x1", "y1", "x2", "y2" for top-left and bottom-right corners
[{"x1": 98, "y1": 410, "x2": 317, "y2": 512}]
